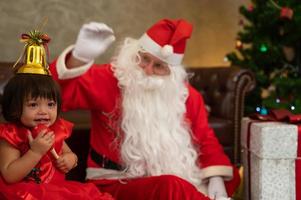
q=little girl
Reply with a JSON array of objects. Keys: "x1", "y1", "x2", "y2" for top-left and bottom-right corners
[
  {"x1": 0, "y1": 72, "x2": 114, "y2": 200},
  {"x1": 0, "y1": 30, "x2": 113, "y2": 200}
]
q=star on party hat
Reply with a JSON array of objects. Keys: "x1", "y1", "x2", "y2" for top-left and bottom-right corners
[{"x1": 139, "y1": 18, "x2": 193, "y2": 65}]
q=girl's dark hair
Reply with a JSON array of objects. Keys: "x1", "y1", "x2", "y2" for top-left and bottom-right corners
[{"x1": 1, "y1": 74, "x2": 62, "y2": 123}]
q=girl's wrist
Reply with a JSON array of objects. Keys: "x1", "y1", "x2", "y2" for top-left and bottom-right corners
[{"x1": 28, "y1": 148, "x2": 43, "y2": 159}]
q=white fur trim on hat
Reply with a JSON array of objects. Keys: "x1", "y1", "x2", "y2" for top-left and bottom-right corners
[
  {"x1": 139, "y1": 34, "x2": 184, "y2": 65},
  {"x1": 161, "y1": 45, "x2": 173, "y2": 58},
  {"x1": 57, "y1": 45, "x2": 94, "y2": 79}
]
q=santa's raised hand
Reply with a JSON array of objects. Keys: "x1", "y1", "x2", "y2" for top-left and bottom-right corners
[{"x1": 72, "y1": 22, "x2": 116, "y2": 63}]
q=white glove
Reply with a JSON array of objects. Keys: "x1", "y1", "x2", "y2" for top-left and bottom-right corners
[
  {"x1": 72, "y1": 22, "x2": 116, "y2": 63},
  {"x1": 208, "y1": 176, "x2": 228, "y2": 199}
]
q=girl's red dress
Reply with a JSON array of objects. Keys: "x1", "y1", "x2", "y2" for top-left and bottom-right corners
[{"x1": 0, "y1": 118, "x2": 113, "y2": 200}]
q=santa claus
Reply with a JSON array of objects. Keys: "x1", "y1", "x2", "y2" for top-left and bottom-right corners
[{"x1": 50, "y1": 19, "x2": 240, "y2": 200}]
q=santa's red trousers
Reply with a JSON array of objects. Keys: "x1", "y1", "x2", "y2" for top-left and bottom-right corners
[{"x1": 91, "y1": 167, "x2": 240, "y2": 200}]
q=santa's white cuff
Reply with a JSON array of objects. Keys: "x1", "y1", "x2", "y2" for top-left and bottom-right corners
[
  {"x1": 57, "y1": 45, "x2": 94, "y2": 80},
  {"x1": 201, "y1": 165, "x2": 233, "y2": 181}
]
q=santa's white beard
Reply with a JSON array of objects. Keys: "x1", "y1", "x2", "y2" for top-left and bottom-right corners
[{"x1": 111, "y1": 38, "x2": 203, "y2": 189}]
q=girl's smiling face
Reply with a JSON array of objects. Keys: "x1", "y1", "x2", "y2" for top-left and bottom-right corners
[{"x1": 20, "y1": 97, "x2": 57, "y2": 128}]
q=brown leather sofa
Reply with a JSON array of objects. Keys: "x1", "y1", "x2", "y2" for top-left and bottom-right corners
[{"x1": 0, "y1": 62, "x2": 255, "y2": 181}]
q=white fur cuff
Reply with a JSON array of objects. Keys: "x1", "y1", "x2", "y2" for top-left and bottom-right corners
[
  {"x1": 86, "y1": 167, "x2": 127, "y2": 180},
  {"x1": 201, "y1": 165, "x2": 233, "y2": 181},
  {"x1": 56, "y1": 45, "x2": 94, "y2": 79}
]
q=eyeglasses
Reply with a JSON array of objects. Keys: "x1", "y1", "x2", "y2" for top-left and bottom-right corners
[{"x1": 138, "y1": 52, "x2": 170, "y2": 76}]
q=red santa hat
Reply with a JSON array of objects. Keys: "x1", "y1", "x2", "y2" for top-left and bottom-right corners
[{"x1": 139, "y1": 19, "x2": 193, "y2": 66}]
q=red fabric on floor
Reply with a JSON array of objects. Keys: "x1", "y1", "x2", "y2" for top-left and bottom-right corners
[
  {"x1": 91, "y1": 172, "x2": 241, "y2": 200},
  {"x1": 92, "y1": 175, "x2": 211, "y2": 200}
]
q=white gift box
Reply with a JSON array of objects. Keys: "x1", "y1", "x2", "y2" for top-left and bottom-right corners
[{"x1": 241, "y1": 117, "x2": 298, "y2": 200}]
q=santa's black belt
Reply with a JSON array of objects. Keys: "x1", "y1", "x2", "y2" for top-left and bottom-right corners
[{"x1": 90, "y1": 148, "x2": 123, "y2": 170}]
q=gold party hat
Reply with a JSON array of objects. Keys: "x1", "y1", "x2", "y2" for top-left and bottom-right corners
[{"x1": 15, "y1": 30, "x2": 51, "y2": 75}]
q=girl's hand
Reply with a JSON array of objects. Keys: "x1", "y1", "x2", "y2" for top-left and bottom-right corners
[
  {"x1": 28, "y1": 129, "x2": 55, "y2": 157},
  {"x1": 55, "y1": 152, "x2": 78, "y2": 173}
]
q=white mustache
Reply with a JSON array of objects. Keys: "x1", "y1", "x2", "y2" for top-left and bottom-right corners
[{"x1": 137, "y1": 75, "x2": 164, "y2": 90}]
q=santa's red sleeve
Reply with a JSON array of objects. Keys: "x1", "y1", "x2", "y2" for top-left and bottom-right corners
[
  {"x1": 49, "y1": 47, "x2": 118, "y2": 112},
  {"x1": 185, "y1": 85, "x2": 233, "y2": 181}
]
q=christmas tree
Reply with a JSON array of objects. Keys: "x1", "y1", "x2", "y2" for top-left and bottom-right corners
[{"x1": 226, "y1": 0, "x2": 301, "y2": 114}]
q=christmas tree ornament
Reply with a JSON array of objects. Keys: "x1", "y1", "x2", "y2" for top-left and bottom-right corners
[
  {"x1": 261, "y1": 88, "x2": 269, "y2": 99},
  {"x1": 14, "y1": 30, "x2": 51, "y2": 75},
  {"x1": 280, "y1": 7, "x2": 294, "y2": 19},
  {"x1": 259, "y1": 44, "x2": 268, "y2": 52},
  {"x1": 255, "y1": 106, "x2": 268, "y2": 115},
  {"x1": 235, "y1": 40, "x2": 243, "y2": 50},
  {"x1": 260, "y1": 107, "x2": 268, "y2": 115},
  {"x1": 223, "y1": 56, "x2": 229, "y2": 62},
  {"x1": 256, "y1": 106, "x2": 261, "y2": 113},
  {"x1": 247, "y1": 5, "x2": 254, "y2": 12},
  {"x1": 260, "y1": 85, "x2": 275, "y2": 100}
]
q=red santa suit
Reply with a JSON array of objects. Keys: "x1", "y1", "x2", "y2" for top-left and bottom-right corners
[
  {"x1": 0, "y1": 118, "x2": 113, "y2": 200},
  {"x1": 48, "y1": 46, "x2": 240, "y2": 200}
]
